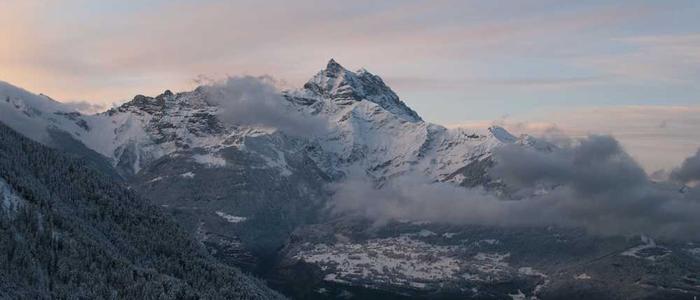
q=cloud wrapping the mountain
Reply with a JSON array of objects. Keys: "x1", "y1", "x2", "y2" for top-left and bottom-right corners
[
  {"x1": 491, "y1": 135, "x2": 700, "y2": 237},
  {"x1": 671, "y1": 149, "x2": 700, "y2": 184},
  {"x1": 61, "y1": 100, "x2": 107, "y2": 114},
  {"x1": 331, "y1": 173, "x2": 513, "y2": 226},
  {"x1": 330, "y1": 135, "x2": 700, "y2": 238},
  {"x1": 201, "y1": 76, "x2": 330, "y2": 137}
]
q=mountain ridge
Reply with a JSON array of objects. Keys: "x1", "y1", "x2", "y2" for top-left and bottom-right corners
[{"x1": 0, "y1": 59, "x2": 527, "y2": 185}]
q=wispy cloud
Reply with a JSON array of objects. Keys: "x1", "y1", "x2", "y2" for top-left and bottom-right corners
[
  {"x1": 576, "y1": 33, "x2": 700, "y2": 83},
  {"x1": 201, "y1": 76, "x2": 331, "y2": 137},
  {"x1": 61, "y1": 100, "x2": 108, "y2": 114},
  {"x1": 387, "y1": 75, "x2": 608, "y2": 91}
]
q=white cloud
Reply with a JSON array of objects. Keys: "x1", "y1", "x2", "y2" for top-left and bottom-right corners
[{"x1": 201, "y1": 76, "x2": 330, "y2": 137}]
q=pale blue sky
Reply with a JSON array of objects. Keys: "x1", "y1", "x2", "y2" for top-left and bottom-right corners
[{"x1": 0, "y1": 1, "x2": 698, "y2": 126}]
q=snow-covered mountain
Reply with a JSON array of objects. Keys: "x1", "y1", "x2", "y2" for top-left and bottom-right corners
[
  {"x1": 0, "y1": 60, "x2": 550, "y2": 260},
  {"x1": 286, "y1": 59, "x2": 526, "y2": 185},
  {"x1": 0, "y1": 60, "x2": 538, "y2": 281},
  {"x1": 0, "y1": 60, "x2": 531, "y2": 186}
]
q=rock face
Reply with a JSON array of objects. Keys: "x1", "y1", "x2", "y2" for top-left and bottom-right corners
[
  {"x1": 302, "y1": 59, "x2": 422, "y2": 123},
  {"x1": 2, "y1": 61, "x2": 698, "y2": 299}
]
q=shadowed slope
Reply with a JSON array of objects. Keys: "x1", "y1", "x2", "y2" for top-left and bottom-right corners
[{"x1": 0, "y1": 122, "x2": 284, "y2": 299}]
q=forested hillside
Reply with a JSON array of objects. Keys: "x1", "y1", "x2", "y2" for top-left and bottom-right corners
[{"x1": 0, "y1": 122, "x2": 283, "y2": 299}]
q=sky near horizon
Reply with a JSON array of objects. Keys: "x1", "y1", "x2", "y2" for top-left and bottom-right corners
[{"x1": 1, "y1": 0, "x2": 699, "y2": 171}]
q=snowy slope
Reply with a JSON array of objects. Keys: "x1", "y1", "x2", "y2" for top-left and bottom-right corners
[
  {"x1": 0, "y1": 81, "x2": 91, "y2": 143},
  {"x1": 0, "y1": 60, "x2": 535, "y2": 185},
  {"x1": 285, "y1": 60, "x2": 535, "y2": 184}
]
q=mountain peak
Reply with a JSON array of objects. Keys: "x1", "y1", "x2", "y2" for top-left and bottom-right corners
[
  {"x1": 326, "y1": 58, "x2": 344, "y2": 74},
  {"x1": 303, "y1": 60, "x2": 422, "y2": 122}
]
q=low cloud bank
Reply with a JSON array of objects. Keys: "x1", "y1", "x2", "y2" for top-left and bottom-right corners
[
  {"x1": 330, "y1": 135, "x2": 700, "y2": 238},
  {"x1": 331, "y1": 174, "x2": 511, "y2": 226},
  {"x1": 201, "y1": 76, "x2": 329, "y2": 137},
  {"x1": 491, "y1": 135, "x2": 700, "y2": 237}
]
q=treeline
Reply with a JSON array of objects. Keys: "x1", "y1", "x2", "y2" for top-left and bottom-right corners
[{"x1": 0, "y1": 122, "x2": 284, "y2": 299}]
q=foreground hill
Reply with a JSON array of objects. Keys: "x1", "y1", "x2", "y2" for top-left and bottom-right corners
[{"x1": 0, "y1": 122, "x2": 283, "y2": 299}]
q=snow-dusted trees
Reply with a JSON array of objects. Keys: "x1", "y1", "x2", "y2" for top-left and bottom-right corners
[{"x1": 0, "y1": 122, "x2": 282, "y2": 299}]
